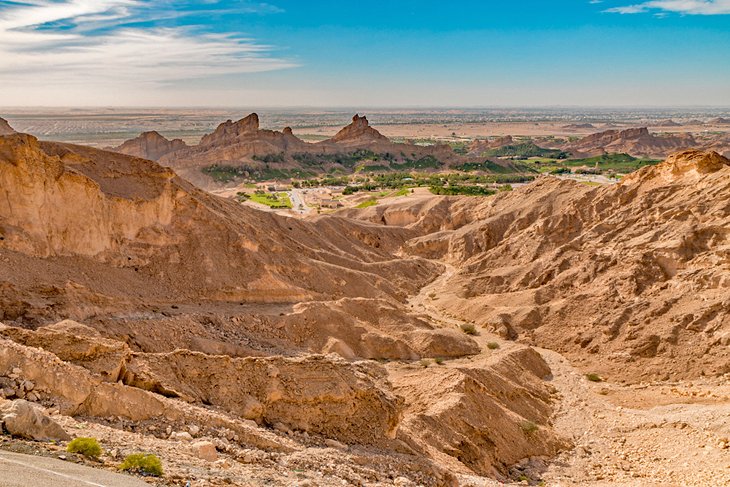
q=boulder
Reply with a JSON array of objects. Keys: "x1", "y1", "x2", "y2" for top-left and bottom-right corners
[
  {"x1": 0, "y1": 399, "x2": 71, "y2": 441},
  {"x1": 191, "y1": 440, "x2": 218, "y2": 461}
]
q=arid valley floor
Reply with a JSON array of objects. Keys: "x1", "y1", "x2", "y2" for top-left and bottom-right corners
[{"x1": 0, "y1": 110, "x2": 729, "y2": 487}]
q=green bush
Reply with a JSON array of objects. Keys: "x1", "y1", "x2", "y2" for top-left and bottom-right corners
[
  {"x1": 67, "y1": 437, "x2": 102, "y2": 459},
  {"x1": 486, "y1": 342, "x2": 500, "y2": 350},
  {"x1": 434, "y1": 357, "x2": 444, "y2": 365},
  {"x1": 460, "y1": 323, "x2": 478, "y2": 335},
  {"x1": 586, "y1": 373, "x2": 603, "y2": 382},
  {"x1": 119, "y1": 453, "x2": 163, "y2": 477}
]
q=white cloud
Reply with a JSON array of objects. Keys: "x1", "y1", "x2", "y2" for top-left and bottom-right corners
[
  {"x1": 0, "y1": 0, "x2": 296, "y2": 103},
  {"x1": 606, "y1": 0, "x2": 730, "y2": 14}
]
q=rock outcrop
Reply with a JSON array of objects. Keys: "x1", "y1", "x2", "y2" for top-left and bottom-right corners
[
  {"x1": 108, "y1": 113, "x2": 462, "y2": 188},
  {"x1": 111, "y1": 131, "x2": 187, "y2": 161},
  {"x1": 0, "y1": 117, "x2": 16, "y2": 136},
  {"x1": 0, "y1": 399, "x2": 71, "y2": 441},
  {"x1": 277, "y1": 298, "x2": 479, "y2": 360},
  {"x1": 0, "y1": 321, "x2": 130, "y2": 381},
  {"x1": 563, "y1": 127, "x2": 695, "y2": 158},
  {"x1": 326, "y1": 114, "x2": 389, "y2": 144},
  {"x1": 199, "y1": 113, "x2": 263, "y2": 146}
]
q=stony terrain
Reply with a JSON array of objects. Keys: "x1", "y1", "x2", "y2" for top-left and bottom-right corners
[{"x1": 1, "y1": 116, "x2": 729, "y2": 486}]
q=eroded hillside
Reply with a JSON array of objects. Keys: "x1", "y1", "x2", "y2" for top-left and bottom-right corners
[{"x1": 1, "y1": 121, "x2": 729, "y2": 486}]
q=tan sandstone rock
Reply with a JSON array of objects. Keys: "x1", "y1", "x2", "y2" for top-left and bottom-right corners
[
  {"x1": 0, "y1": 399, "x2": 71, "y2": 441},
  {"x1": 191, "y1": 440, "x2": 218, "y2": 461}
]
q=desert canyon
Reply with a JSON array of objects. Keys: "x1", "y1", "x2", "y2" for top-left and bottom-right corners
[{"x1": 0, "y1": 110, "x2": 728, "y2": 487}]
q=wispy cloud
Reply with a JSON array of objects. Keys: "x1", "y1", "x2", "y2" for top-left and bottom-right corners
[
  {"x1": 606, "y1": 0, "x2": 730, "y2": 15},
  {"x1": 0, "y1": 0, "x2": 296, "y2": 97}
]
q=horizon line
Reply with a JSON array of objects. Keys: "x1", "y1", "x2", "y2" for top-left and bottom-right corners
[{"x1": 2, "y1": 105, "x2": 730, "y2": 111}]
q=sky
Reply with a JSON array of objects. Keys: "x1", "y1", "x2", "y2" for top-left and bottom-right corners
[{"x1": 0, "y1": 0, "x2": 729, "y2": 107}]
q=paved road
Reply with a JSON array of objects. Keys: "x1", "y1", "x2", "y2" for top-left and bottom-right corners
[
  {"x1": 288, "y1": 189, "x2": 311, "y2": 215},
  {"x1": 0, "y1": 450, "x2": 151, "y2": 487}
]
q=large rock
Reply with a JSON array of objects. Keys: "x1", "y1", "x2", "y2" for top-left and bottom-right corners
[
  {"x1": 110, "y1": 131, "x2": 187, "y2": 161},
  {"x1": 0, "y1": 399, "x2": 70, "y2": 441},
  {"x1": 191, "y1": 440, "x2": 218, "y2": 461}
]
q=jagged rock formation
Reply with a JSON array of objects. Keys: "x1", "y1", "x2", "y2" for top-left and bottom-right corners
[
  {"x1": 325, "y1": 114, "x2": 389, "y2": 145},
  {"x1": 111, "y1": 131, "x2": 187, "y2": 160},
  {"x1": 122, "y1": 351, "x2": 403, "y2": 445},
  {"x1": 562, "y1": 127, "x2": 695, "y2": 157},
  {"x1": 0, "y1": 117, "x2": 15, "y2": 136},
  {"x1": 109, "y1": 113, "x2": 462, "y2": 188},
  {"x1": 160, "y1": 113, "x2": 309, "y2": 171},
  {"x1": 200, "y1": 113, "x2": 262, "y2": 146},
  {"x1": 0, "y1": 317, "x2": 562, "y2": 482}
]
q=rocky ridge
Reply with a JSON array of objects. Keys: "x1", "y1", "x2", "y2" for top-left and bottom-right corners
[
  {"x1": 111, "y1": 113, "x2": 462, "y2": 188},
  {"x1": 561, "y1": 127, "x2": 695, "y2": 158}
]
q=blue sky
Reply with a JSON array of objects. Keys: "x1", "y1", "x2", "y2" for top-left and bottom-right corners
[{"x1": 0, "y1": 0, "x2": 729, "y2": 106}]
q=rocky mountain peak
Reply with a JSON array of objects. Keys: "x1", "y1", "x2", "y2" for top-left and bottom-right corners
[
  {"x1": 200, "y1": 113, "x2": 260, "y2": 146},
  {"x1": 329, "y1": 114, "x2": 387, "y2": 143}
]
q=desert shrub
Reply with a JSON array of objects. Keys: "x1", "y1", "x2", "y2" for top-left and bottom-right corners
[
  {"x1": 434, "y1": 357, "x2": 444, "y2": 365},
  {"x1": 586, "y1": 373, "x2": 603, "y2": 382},
  {"x1": 460, "y1": 323, "x2": 477, "y2": 335},
  {"x1": 519, "y1": 420, "x2": 539, "y2": 435},
  {"x1": 486, "y1": 342, "x2": 500, "y2": 350},
  {"x1": 67, "y1": 437, "x2": 102, "y2": 459},
  {"x1": 419, "y1": 359, "x2": 431, "y2": 368},
  {"x1": 119, "y1": 453, "x2": 163, "y2": 477}
]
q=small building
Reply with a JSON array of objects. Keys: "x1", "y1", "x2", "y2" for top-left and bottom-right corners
[{"x1": 320, "y1": 199, "x2": 343, "y2": 209}]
